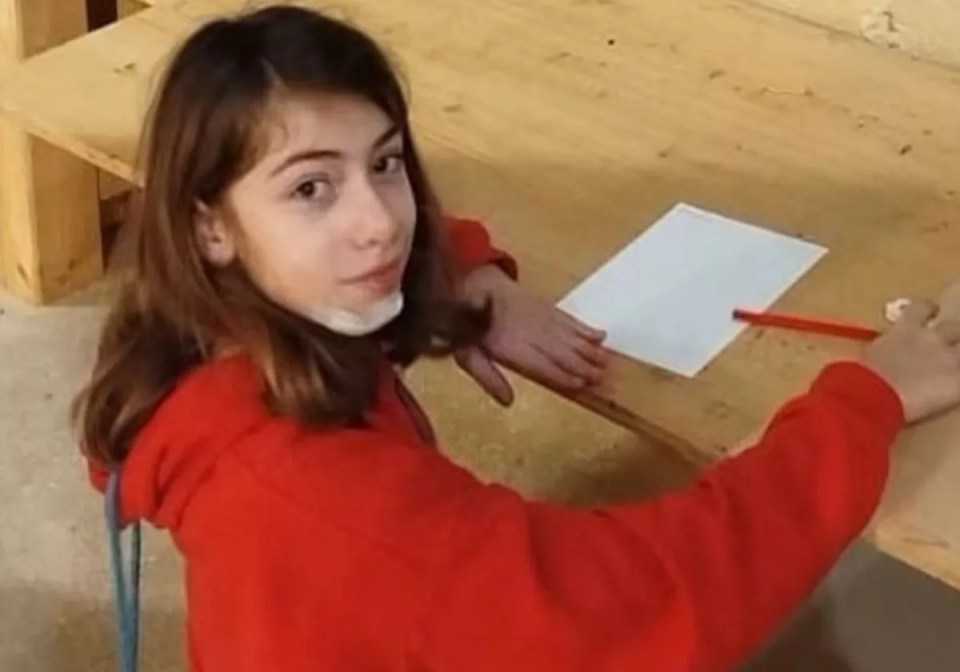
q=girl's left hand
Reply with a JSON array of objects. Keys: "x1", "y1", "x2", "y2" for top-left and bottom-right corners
[{"x1": 456, "y1": 265, "x2": 608, "y2": 406}]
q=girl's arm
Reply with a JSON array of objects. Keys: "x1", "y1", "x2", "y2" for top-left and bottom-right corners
[
  {"x1": 443, "y1": 214, "x2": 518, "y2": 280},
  {"x1": 407, "y1": 361, "x2": 900, "y2": 671}
]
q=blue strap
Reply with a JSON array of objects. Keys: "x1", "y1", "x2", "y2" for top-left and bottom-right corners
[{"x1": 105, "y1": 470, "x2": 141, "y2": 672}]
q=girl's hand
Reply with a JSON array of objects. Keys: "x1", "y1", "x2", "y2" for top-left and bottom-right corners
[
  {"x1": 456, "y1": 265, "x2": 607, "y2": 406},
  {"x1": 863, "y1": 299, "x2": 960, "y2": 423}
]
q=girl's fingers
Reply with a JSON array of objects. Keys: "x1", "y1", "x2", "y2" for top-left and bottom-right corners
[
  {"x1": 522, "y1": 344, "x2": 589, "y2": 389},
  {"x1": 553, "y1": 316, "x2": 608, "y2": 368},
  {"x1": 557, "y1": 311, "x2": 606, "y2": 342},
  {"x1": 565, "y1": 331, "x2": 608, "y2": 368},
  {"x1": 535, "y1": 339, "x2": 604, "y2": 385},
  {"x1": 899, "y1": 299, "x2": 938, "y2": 327},
  {"x1": 934, "y1": 319, "x2": 960, "y2": 345},
  {"x1": 456, "y1": 347, "x2": 515, "y2": 406}
]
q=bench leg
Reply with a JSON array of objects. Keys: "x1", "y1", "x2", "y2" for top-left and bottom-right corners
[
  {"x1": 0, "y1": 0, "x2": 103, "y2": 303},
  {"x1": 0, "y1": 125, "x2": 102, "y2": 303}
]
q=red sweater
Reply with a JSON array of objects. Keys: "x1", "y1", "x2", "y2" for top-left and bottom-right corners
[{"x1": 90, "y1": 217, "x2": 903, "y2": 672}]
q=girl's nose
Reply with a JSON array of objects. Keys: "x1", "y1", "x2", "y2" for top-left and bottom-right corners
[{"x1": 349, "y1": 180, "x2": 400, "y2": 248}]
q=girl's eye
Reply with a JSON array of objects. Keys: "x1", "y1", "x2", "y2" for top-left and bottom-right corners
[
  {"x1": 373, "y1": 152, "x2": 405, "y2": 175},
  {"x1": 292, "y1": 179, "x2": 330, "y2": 201}
]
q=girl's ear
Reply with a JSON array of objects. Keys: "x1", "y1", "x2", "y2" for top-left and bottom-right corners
[{"x1": 194, "y1": 202, "x2": 237, "y2": 266}]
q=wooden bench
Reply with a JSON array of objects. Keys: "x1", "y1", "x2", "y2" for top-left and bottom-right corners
[
  {"x1": 0, "y1": 0, "x2": 149, "y2": 303},
  {"x1": 3, "y1": 0, "x2": 960, "y2": 591},
  {"x1": 0, "y1": 0, "x2": 99, "y2": 303}
]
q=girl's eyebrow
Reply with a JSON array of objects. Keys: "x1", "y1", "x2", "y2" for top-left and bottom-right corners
[{"x1": 268, "y1": 125, "x2": 401, "y2": 178}]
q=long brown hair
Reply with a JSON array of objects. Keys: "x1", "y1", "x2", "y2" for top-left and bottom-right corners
[{"x1": 73, "y1": 6, "x2": 490, "y2": 465}]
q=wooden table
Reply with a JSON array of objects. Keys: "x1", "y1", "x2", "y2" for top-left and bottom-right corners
[{"x1": 2, "y1": 0, "x2": 960, "y2": 590}]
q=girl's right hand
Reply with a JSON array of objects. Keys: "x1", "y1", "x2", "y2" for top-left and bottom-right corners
[{"x1": 863, "y1": 299, "x2": 960, "y2": 423}]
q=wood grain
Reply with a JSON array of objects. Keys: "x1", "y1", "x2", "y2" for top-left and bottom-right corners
[{"x1": 118, "y1": 0, "x2": 148, "y2": 18}]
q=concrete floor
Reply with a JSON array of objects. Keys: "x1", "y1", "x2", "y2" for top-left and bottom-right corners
[{"x1": 2, "y1": 284, "x2": 960, "y2": 670}]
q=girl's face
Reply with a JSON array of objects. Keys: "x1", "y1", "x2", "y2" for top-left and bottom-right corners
[{"x1": 196, "y1": 93, "x2": 416, "y2": 323}]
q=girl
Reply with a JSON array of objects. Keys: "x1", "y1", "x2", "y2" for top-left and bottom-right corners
[{"x1": 74, "y1": 5, "x2": 960, "y2": 672}]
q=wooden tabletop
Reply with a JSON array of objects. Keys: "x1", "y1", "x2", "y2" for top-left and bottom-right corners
[{"x1": 2, "y1": 0, "x2": 960, "y2": 589}]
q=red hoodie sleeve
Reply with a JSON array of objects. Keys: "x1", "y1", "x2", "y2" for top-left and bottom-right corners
[
  {"x1": 169, "y1": 358, "x2": 901, "y2": 672},
  {"x1": 444, "y1": 214, "x2": 518, "y2": 280},
  {"x1": 406, "y1": 361, "x2": 902, "y2": 671}
]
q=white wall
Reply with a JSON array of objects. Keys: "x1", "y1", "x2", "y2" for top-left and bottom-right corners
[{"x1": 754, "y1": 0, "x2": 960, "y2": 68}]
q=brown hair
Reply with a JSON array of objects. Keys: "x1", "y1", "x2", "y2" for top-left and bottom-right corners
[{"x1": 72, "y1": 6, "x2": 490, "y2": 465}]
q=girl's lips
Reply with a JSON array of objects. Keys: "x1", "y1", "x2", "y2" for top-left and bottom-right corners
[{"x1": 347, "y1": 258, "x2": 404, "y2": 288}]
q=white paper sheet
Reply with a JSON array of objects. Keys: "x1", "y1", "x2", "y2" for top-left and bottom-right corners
[{"x1": 557, "y1": 203, "x2": 827, "y2": 377}]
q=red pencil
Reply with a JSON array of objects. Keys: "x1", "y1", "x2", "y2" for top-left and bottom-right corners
[{"x1": 732, "y1": 308, "x2": 880, "y2": 342}]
